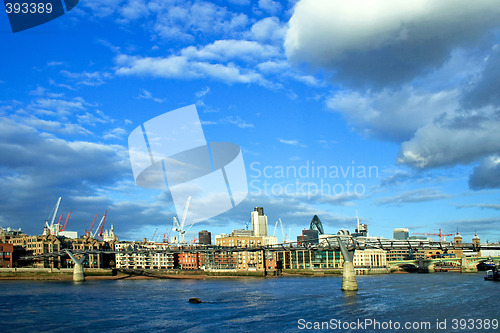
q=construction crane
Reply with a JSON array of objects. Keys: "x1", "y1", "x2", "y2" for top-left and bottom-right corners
[
  {"x1": 85, "y1": 213, "x2": 98, "y2": 235},
  {"x1": 60, "y1": 212, "x2": 71, "y2": 232},
  {"x1": 413, "y1": 229, "x2": 453, "y2": 242},
  {"x1": 273, "y1": 218, "x2": 286, "y2": 243},
  {"x1": 98, "y1": 212, "x2": 106, "y2": 240},
  {"x1": 92, "y1": 210, "x2": 107, "y2": 239},
  {"x1": 56, "y1": 214, "x2": 63, "y2": 230},
  {"x1": 151, "y1": 228, "x2": 158, "y2": 242},
  {"x1": 163, "y1": 228, "x2": 170, "y2": 243},
  {"x1": 172, "y1": 196, "x2": 191, "y2": 244},
  {"x1": 43, "y1": 197, "x2": 62, "y2": 235}
]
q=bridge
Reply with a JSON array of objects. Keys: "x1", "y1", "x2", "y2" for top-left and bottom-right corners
[
  {"x1": 20, "y1": 236, "x2": 500, "y2": 291},
  {"x1": 388, "y1": 256, "x2": 500, "y2": 273}
]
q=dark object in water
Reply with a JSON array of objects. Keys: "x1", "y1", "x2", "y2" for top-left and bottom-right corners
[
  {"x1": 484, "y1": 265, "x2": 500, "y2": 281},
  {"x1": 189, "y1": 298, "x2": 203, "y2": 304}
]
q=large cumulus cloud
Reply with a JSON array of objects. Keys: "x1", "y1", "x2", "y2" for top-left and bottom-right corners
[
  {"x1": 285, "y1": 0, "x2": 500, "y2": 88},
  {"x1": 286, "y1": 0, "x2": 500, "y2": 190}
]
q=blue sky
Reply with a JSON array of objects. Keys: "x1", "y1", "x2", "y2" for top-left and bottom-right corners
[{"x1": 1, "y1": 0, "x2": 499, "y2": 243}]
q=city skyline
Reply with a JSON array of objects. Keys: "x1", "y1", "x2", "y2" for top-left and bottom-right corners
[{"x1": 1, "y1": 0, "x2": 499, "y2": 242}]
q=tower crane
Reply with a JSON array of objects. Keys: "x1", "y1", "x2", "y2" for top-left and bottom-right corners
[
  {"x1": 85, "y1": 213, "x2": 98, "y2": 235},
  {"x1": 151, "y1": 227, "x2": 158, "y2": 242},
  {"x1": 92, "y1": 210, "x2": 107, "y2": 239},
  {"x1": 279, "y1": 218, "x2": 286, "y2": 243},
  {"x1": 163, "y1": 228, "x2": 170, "y2": 243},
  {"x1": 172, "y1": 196, "x2": 191, "y2": 244},
  {"x1": 274, "y1": 218, "x2": 286, "y2": 243},
  {"x1": 60, "y1": 212, "x2": 71, "y2": 232},
  {"x1": 44, "y1": 197, "x2": 62, "y2": 235},
  {"x1": 56, "y1": 214, "x2": 63, "y2": 231},
  {"x1": 412, "y1": 228, "x2": 453, "y2": 242}
]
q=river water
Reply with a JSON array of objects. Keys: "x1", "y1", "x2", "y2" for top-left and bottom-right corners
[{"x1": 0, "y1": 273, "x2": 498, "y2": 332}]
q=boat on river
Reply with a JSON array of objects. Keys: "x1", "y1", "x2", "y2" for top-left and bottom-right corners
[{"x1": 484, "y1": 265, "x2": 500, "y2": 281}]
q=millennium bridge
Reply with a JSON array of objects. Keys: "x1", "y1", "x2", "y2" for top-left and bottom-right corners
[{"x1": 22, "y1": 236, "x2": 500, "y2": 291}]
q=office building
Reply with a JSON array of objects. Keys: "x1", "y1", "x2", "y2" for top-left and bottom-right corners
[
  {"x1": 297, "y1": 229, "x2": 319, "y2": 245},
  {"x1": 393, "y1": 228, "x2": 409, "y2": 240},
  {"x1": 198, "y1": 230, "x2": 211, "y2": 245},
  {"x1": 251, "y1": 207, "x2": 268, "y2": 237}
]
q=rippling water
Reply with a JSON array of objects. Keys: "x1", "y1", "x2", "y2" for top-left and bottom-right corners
[{"x1": 1, "y1": 273, "x2": 498, "y2": 332}]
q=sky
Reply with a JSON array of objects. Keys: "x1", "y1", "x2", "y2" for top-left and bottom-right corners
[{"x1": 1, "y1": 0, "x2": 499, "y2": 243}]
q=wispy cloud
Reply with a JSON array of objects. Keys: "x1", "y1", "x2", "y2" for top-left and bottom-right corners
[
  {"x1": 224, "y1": 115, "x2": 254, "y2": 128},
  {"x1": 278, "y1": 138, "x2": 307, "y2": 148},
  {"x1": 456, "y1": 203, "x2": 500, "y2": 210},
  {"x1": 61, "y1": 70, "x2": 111, "y2": 86},
  {"x1": 377, "y1": 188, "x2": 450, "y2": 206},
  {"x1": 136, "y1": 89, "x2": 167, "y2": 103}
]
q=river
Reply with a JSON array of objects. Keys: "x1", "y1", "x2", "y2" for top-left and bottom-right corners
[{"x1": 0, "y1": 272, "x2": 498, "y2": 332}]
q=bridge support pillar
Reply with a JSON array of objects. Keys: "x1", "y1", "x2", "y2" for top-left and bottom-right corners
[
  {"x1": 65, "y1": 250, "x2": 86, "y2": 282},
  {"x1": 342, "y1": 261, "x2": 358, "y2": 291},
  {"x1": 417, "y1": 258, "x2": 432, "y2": 273},
  {"x1": 338, "y1": 238, "x2": 358, "y2": 291},
  {"x1": 460, "y1": 255, "x2": 478, "y2": 273}
]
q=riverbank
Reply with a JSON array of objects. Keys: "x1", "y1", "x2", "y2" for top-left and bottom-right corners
[
  {"x1": 0, "y1": 268, "x2": 268, "y2": 280},
  {"x1": 0, "y1": 267, "x2": 391, "y2": 281}
]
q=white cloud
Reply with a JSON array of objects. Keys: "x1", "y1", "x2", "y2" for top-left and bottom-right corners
[
  {"x1": 119, "y1": 0, "x2": 149, "y2": 21},
  {"x1": 468, "y1": 155, "x2": 500, "y2": 190},
  {"x1": 181, "y1": 39, "x2": 279, "y2": 62},
  {"x1": 137, "y1": 89, "x2": 167, "y2": 103},
  {"x1": 77, "y1": 110, "x2": 112, "y2": 126},
  {"x1": 15, "y1": 115, "x2": 93, "y2": 136},
  {"x1": 377, "y1": 188, "x2": 450, "y2": 205},
  {"x1": 115, "y1": 54, "x2": 193, "y2": 78},
  {"x1": 151, "y1": 1, "x2": 249, "y2": 41},
  {"x1": 224, "y1": 116, "x2": 254, "y2": 128},
  {"x1": 81, "y1": 0, "x2": 123, "y2": 18},
  {"x1": 29, "y1": 97, "x2": 87, "y2": 117},
  {"x1": 195, "y1": 87, "x2": 210, "y2": 98},
  {"x1": 397, "y1": 107, "x2": 500, "y2": 168},
  {"x1": 0, "y1": 117, "x2": 131, "y2": 234},
  {"x1": 251, "y1": 17, "x2": 287, "y2": 44},
  {"x1": 278, "y1": 138, "x2": 299, "y2": 145},
  {"x1": 327, "y1": 87, "x2": 460, "y2": 141},
  {"x1": 258, "y1": 0, "x2": 282, "y2": 15},
  {"x1": 278, "y1": 138, "x2": 307, "y2": 148},
  {"x1": 115, "y1": 53, "x2": 268, "y2": 85},
  {"x1": 285, "y1": 0, "x2": 500, "y2": 87},
  {"x1": 61, "y1": 70, "x2": 111, "y2": 86},
  {"x1": 103, "y1": 127, "x2": 128, "y2": 140}
]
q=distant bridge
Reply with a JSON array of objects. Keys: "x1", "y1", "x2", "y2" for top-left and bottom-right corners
[{"x1": 388, "y1": 256, "x2": 500, "y2": 273}]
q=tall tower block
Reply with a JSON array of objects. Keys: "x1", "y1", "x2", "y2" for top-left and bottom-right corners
[{"x1": 251, "y1": 207, "x2": 268, "y2": 237}]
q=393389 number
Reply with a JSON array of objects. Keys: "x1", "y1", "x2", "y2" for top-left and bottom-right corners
[
  {"x1": 5, "y1": 2, "x2": 53, "y2": 14},
  {"x1": 451, "y1": 318, "x2": 499, "y2": 330}
]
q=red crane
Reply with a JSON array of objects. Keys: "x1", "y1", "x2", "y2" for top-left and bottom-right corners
[
  {"x1": 163, "y1": 228, "x2": 170, "y2": 243},
  {"x1": 98, "y1": 210, "x2": 107, "y2": 240},
  {"x1": 85, "y1": 213, "x2": 98, "y2": 235},
  {"x1": 60, "y1": 212, "x2": 71, "y2": 232},
  {"x1": 412, "y1": 229, "x2": 453, "y2": 242},
  {"x1": 56, "y1": 214, "x2": 63, "y2": 228},
  {"x1": 151, "y1": 227, "x2": 158, "y2": 242}
]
